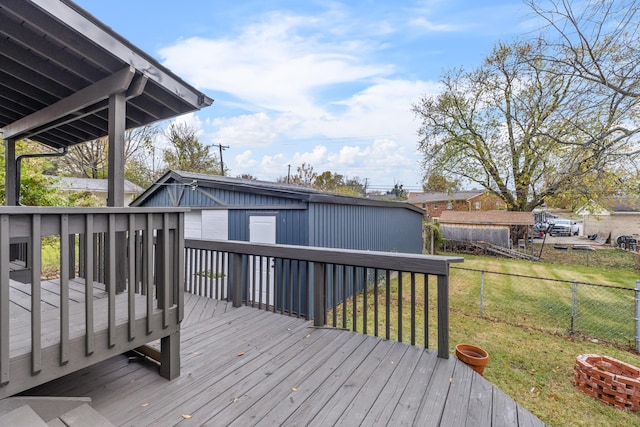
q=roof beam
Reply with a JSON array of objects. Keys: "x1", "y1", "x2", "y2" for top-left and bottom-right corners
[
  {"x1": 31, "y1": 0, "x2": 212, "y2": 109},
  {"x1": 1, "y1": 66, "x2": 135, "y2": 141}
]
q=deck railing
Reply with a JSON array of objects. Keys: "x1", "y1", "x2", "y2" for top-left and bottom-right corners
[
  {"x1": 184, "y1": 238, "x2": 463, "y2": 358},
  {"x1": 0, "y1": 207, "x2": 186, "y2": 398}
]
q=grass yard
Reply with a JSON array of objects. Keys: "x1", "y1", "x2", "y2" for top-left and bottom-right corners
[{"x1": 330, "y1": 246, "x2": 640, "y2": 426}]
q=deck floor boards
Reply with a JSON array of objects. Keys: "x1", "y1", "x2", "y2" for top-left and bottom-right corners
[{"x1": 19, "y1": 294, "x2": 546, "y2": 426}]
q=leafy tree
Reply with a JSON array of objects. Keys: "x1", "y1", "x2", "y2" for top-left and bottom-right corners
[
  {"x1": 0, "y1": 140, "x2": 97, "y2": 206},
  {"x1": 51, "y1": 125, "x2": 159, "y2": 188},
  {"x1": 287, "y1": 162, "x2": 317, "y2": 187},
  {"x1": 237, "y1": 173, "x2": 257, "y2": 180},
  {"x1": 314, "y1": 171, "x2": 365, "y2": 196},
  {"x1": 387, "y1": 182, "x2": 407, "y2": 200},
  {"x1": 413, "y1": 39, "x2": 637, "y2": 211},
  {"x1": 528, "y1": 0, "x2": 640, "y2": 101},
  {"x1": 423, "y1": 174, "x2": 459, "y2": 192},
  {"x1": 162, "y1": 122, "x2": 221, "y2": 175}
]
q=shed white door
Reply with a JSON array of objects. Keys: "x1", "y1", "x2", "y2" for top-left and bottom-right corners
[{"x1": 249, "y1": 215, "x2": 276, "y2": 306}]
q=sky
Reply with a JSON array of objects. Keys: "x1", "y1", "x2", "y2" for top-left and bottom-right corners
[{"x1": 74, "y1": 0, "x2": 536, "y2": 192}]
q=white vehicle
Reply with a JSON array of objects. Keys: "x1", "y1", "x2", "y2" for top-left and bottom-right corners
[{"x1": 548, "y1": 219, "x2": 579, "y2": 236}]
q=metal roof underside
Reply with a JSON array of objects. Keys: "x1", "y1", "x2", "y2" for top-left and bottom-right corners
[{"x1": 0, "y1": 0, "x2": 213, "y2": 148}]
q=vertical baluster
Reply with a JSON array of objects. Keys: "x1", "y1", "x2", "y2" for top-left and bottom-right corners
[
  {"x1": 85, "y1": 214, "x2": 95, "y2": 355},
  {"x1": 363, "y1": 267, "x2": 368, "y2": 335},
  {"x1": 297, "y1": 260, "x2": 303, "y2": 318},
  {"x1": 397, "y1": 271, "x2": 403, "y2": 343},
  {"x1": 128, "y1": 214, "x2": 136, "y2": 340},
  {"x1": 31, "y1": 214, "x2": 42, "y2": 374},
  {"x1": 145, "y1": 213, "x2": 153, "y2": 335},
  {"x1": 424, "y1": 274, "x2": 429, "y2": 349},
  {"x1": 373, "y1": 268, "x2": 379, "y2": 338},
  {"x1": 59, "y1": 215, "x2": 70, "y2": 365},
  {"x1": 332, "y1": 265, "x2": 337, "y2": 328},
  {"x1": 208, "y1": 249, "x2": 214, "y2": 298},
  {"x1": 0, "y1": 215, "x2": 10, "y2": 384},
  {"x1": 342, "y1": 265, "x2": 347, "y2": 330},
  {"x1": 351, "y1": 266, "x2": 357, "y2": 332},
  {"x1": 258, "y1": 256, "x2": 264, "y2": 309},
  {"x1": 411, "y1": 272, "x2": 416, "y2": 346},
  {"x1": 107, "y1": 214, "x2": 116, "y2": 348},
  {"x1": 163, "y1": 213, "x2": 171, "y2": 328},
  {"x1": 385, "y1": 270, "x2": 390, "y2": 340},
  {"x1": 176, "y1": 212, "x2": 185, "y2": 323},
  {"x1": 289, "y1": 260, "x2": 295, "y2": 316}
]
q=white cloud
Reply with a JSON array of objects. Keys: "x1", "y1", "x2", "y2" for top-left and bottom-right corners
[{"x1": 158, "y1": 7, "x2": 445, "y2": 189}]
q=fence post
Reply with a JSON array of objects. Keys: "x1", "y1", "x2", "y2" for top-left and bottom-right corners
[
  {"x1": 570, "y1": 280, "x2": 577, "y2": 336},
  {"x1": 635, "y1": 280, "x2": 640, "y2": 352},
  {"x1": 480, "y1": 271, "x2": 485, "y2": 318}
]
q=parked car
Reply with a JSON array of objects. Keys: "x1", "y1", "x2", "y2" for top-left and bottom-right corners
[{"x1": 548, "y1": 219, "x2": 579, "y2": 236}]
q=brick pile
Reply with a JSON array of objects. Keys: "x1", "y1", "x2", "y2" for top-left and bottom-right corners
[{"x1": 574, "y1": 354, "x2": 640, "y2": 411}]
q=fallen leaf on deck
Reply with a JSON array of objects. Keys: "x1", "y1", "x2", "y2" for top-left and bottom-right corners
[
  {"x1": 291, "y1": 387, "x2": 298, "y2": 392},
  {"x1": 141, "y1": 403, "x2": 149, "y2": 407},
  {"x1": 237, "y1": 352, "x2": 245, "y2": 356},
  {"x1": 182, "y1": 414, "x2": 192, "y2": 419}
]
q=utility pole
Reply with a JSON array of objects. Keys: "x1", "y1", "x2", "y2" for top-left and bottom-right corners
[
  {"x1": 287, "y1": 164, "x2": 291, "y2": 184},
  {"x1": 214, "y1": 143, "x2": 229, "y2": 176}
]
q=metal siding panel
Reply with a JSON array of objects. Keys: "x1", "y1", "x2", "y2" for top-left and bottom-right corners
[{"x1": 310, "y1": 203, "x2": 421, "y2": 254}]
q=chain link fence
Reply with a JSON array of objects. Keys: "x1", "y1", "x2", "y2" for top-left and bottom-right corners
[{"x1": 450, "y1": 266, "x2": 637, "y2": 349}]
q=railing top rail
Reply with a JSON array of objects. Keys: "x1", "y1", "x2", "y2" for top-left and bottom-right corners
[
  {"x1": 0, "y1": 207, "x2": 189, "y2": 215},
  {"x1": 185, "y1": 238, "x2": 463, "y2": 276}
]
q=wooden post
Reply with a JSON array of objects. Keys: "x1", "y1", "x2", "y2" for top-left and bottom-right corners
[
  {"x1": 160, "y1": 331, "x2": 180, "y2": 380},
  {"x1": 437, "y1": 273, "x2": 449, "y2": 359},
  {"x1": 107, "y1": 92, "x2": 127, "y2": 293},
  {"x1": 313, "y1": 262, "x2": 326, "y2": 327},
  {"x1": 231, "y1": 253, "x2": 243, "y2": 308}
]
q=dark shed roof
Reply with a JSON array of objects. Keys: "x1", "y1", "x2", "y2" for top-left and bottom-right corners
[
  {"x1": 132, "y1": 170, "x2": 424, "y2": 214},
  {"x1": 0, "y1": 0, "x2": 213, "y2": 148}
]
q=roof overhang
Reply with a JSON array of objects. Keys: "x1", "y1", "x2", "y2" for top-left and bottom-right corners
[{"x1": 0, "y1": 0, "x2": 213, "y2": 148}]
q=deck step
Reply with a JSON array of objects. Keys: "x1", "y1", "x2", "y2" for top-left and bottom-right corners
[
  {"x1": 0, "y1": 405, "x2": 49, "y2": 427},
  {"x1": 56, "y1": 403, "x2": 115, "y2": 427},
  {"x1": 0, "y1": 397, "x2": 114, "y2": 427}
]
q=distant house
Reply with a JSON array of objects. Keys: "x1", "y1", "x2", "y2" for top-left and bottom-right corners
[
  {"x1": 578, "y1": 197, "x2": 640, "y2": 245},
  {"x1": 408, "y1": 190, "x2": 506, "y2": 219},
  {"x1": 48, "y1": 176, "x2": 145, "y2": 205},
  {"x1": 439, "y1": 210, "x2": 534, "y2": 249}
]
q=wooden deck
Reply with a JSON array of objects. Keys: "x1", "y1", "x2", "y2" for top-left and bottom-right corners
[{"x1": 19, "y1": 292, "x2": 546, "y2": 426}]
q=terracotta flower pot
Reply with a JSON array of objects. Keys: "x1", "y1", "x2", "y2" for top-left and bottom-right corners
[{"x1": 455, "y1": 343, "x2": 489, "y2": 376}]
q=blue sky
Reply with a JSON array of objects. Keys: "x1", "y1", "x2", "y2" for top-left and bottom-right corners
[{"x1": 75, "y1": 0, "x2": 536, "y2": 192}]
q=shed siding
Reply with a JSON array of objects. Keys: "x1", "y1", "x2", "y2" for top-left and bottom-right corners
[{"x1": 309, "y1": 203, "x2": 422, "y2": 254}]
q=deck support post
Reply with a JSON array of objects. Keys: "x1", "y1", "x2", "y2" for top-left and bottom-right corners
[
  {"x1": 107, "y1": 92, "x2": 127, "y2": 294},
  {"x1": 160, "y1": 331, "x2": 180, "y2": 380},
  {"x1": 313, "y1": 262, "x2": 326, "y2": 327},
  {"x1": 437, "y1": 274, "x2": 449, "y2": 359},
  {"x1": 231, "y1": 253, "x2": 243, "y2": 308}
]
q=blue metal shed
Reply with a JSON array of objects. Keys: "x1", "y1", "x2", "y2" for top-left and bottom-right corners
[
  {"x1": 133, "y1": 171, "x2": 425, "y2": 314},
  {"x1": 132, "y1": 170, "x2": 425, "y2": 254}
]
